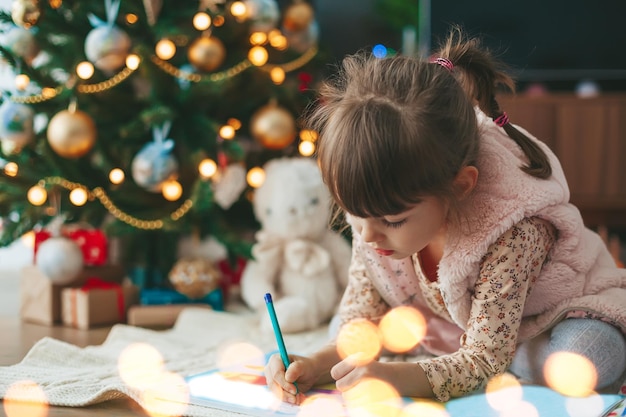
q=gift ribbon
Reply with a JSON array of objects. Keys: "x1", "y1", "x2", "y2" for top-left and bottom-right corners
[{"x1": 70, "y1": 277, "x2": 125, "y2": 326}]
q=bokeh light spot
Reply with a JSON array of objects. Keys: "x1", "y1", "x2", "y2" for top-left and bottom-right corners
[
  {"x1": 544, "y1": 351, "x2": 597, "y2": 397},
  {"x1": 564, "y1": 393, "x2": 605, "y2": 417},
  {"x1": 118, "y1": 342, "x2": 165, "y2": 390},
  {"x1": 400, "y1": 399, "x2": 449, "y2": 417},
  {"x1": 140, "y1": 371, "x2": 189, "y2": 417},
  {"x1": 336, "y1": 318, "x2": 382, "y2": 365},
  {"x1": 3, "y1": 380, "x2": 48, "y2": 417},
  {"x1": 343, "y1": 378, "x2": 402, "y2": 417},
  {"x1": 485, "y1": 373, "x2": 522, "y2": 411},
  {"x1": 216, "y1": 342, "x2": 265, "y2": 369},
  {"x1": 379, "y1": 306, "x2": 427, "y2": 353}
]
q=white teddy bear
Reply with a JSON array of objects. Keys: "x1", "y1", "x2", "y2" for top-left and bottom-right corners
[{"x1": 240, "y1": 157, "x2": 352, "y2": 333}]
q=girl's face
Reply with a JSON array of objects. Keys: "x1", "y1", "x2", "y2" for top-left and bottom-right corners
[{"x1": 349, "y1": 196, "x2": 449, "y2": 259}]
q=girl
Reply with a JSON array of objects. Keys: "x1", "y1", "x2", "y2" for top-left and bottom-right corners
[{"x1": 264, "y1": 27, "x2": 626, "y2": 403}]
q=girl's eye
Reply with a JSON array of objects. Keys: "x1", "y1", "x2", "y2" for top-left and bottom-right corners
[{"x1": 381, "y1": 218, "x2": 407, "y2": 229}]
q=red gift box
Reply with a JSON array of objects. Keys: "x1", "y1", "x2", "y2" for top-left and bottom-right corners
[{"x1": 34, "y1": 228, "x2": 108, "y2": 266}]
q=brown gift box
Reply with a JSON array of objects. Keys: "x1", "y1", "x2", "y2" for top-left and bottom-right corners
[
  {"x1": 20, "y1": 264, "x2": 128, "y2": 326},
  {"x1": 127, "y1": 304, "x2": 211, "y2": 328},
  {"x1": 61, "y1": 280, "x2": 139, "y2": 330}
]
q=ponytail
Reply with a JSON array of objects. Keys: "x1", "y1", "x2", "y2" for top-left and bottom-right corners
[{"x1": 435, "y1": 26, "x2": 552, "y2": 179}]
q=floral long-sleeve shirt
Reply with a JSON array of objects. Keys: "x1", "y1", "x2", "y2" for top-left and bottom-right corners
[{"x1": 337, "y1": 216, "x2": 557, "y2": 401}]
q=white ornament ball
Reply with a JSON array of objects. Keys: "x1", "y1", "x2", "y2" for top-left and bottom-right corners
[
  {"x1": 1, "y1": 26, "x2": 40, "y2": 65},
  {"x1": 35, "y1": 237, "x2": 84, "y2": 285},
  {"x1": 0, "y1": 100, "x2": 35, "y2": 153},
  {"x1": 131, "y1": 139, "x2": 178, "y2": 192},
  {"x1": 84, "y1": 25, "x2": 131, "y2": 72},
  {"x1": 243, "y1": 0, "x2": 280, "y2": 32}
]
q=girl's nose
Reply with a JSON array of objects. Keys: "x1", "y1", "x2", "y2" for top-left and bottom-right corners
[{"x1": 359, "y1": 221, "x2": 382, "y2": 244}]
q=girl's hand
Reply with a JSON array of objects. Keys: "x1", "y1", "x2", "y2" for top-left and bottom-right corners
[
  {"x1": 330, "y1": 355, "x2": 389, "y2": 392},
  {"x1": 264, "y1": 353, "x2": 319, "y2": 405}
]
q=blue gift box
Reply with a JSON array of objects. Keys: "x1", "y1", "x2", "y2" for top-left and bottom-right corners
[{"x1": 140, "y1": 288, "x2": 224, "y2": 311}]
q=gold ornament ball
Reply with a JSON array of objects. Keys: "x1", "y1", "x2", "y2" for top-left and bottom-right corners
[
  {"x1": 187, "y1": 36, "x2": 226, "y2": 72},
  {"x1": 11, "y1": 0, "x2": 41, "y2": 29},
  {"x1": 169, "y1": 257, "x2": 222, "y2": 299},
  {"x1": 250, "y1": 104, "x2": 296, "y2": 150},
  {"x1": 283, "y1": 2, "x2": 314, "y2": 32},
  {"x1": 46, "y1": 109, "x2": 96, "y2": 159}
]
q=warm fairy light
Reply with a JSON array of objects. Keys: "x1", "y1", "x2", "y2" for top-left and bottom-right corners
[
  {"x1": 69, "y1": 188, "x2": 88, "y2": 206},
  {"x1": 299, "y1": 395, "x2": 344, "y2": 417},
  {"x1": 193, "y1": 12, "x2": 211, "y2": 30},
  {"x1": 49, "y1": 0, "x2": 62, "y2": 9},
  {"x1": 125, "y1": 54, "x2": 140, "y2": 70},
  {"x1": 343, "y1": 378, "x2": 402, "y2": 417},
  {"x1": 140, "y1": 371, "x2": 189, "y2": 417},
  {"x1": 118, "y1": 343, "x2": 165, "y2": 390},
  {"x1": 21, "y1": 231, "x2": 35, "y2": 248},
  {"x1": 213, "y1": 15, "x2": 225, "y2": 27},
  {"x1": 268, "y1": 34, "x2": 287, "y2": 50},
  {"x1": 248, "y1": 46, "x2": 268, "y2": 66},
  {"x1": 125, "y1": 13, "x2": 138, "y2": 24},
  {"x1": 76, "y1": 61, "x2": 95, "y2": 79},
  {"x1": 400, "y1": 400, "x2": 450, "y2": 417},
  {"x1": 298, "y1": 140, "x2": 315, "y2": 156},
  {"x1": 250, "y1": 32, "x2": 267, "y2": 45},
  {"x1": 3, "y1": 380, "x2": 49, "y2": 417},
  {"x1": 216, "y1": 342, "x2": 265, "y2": 369},
  {"x1": 4, "y1": 162, "x2": 18, "y2": 177},
  {"x1": 544, "y1": 351, "x2": 598, "y2": 397},
  {"x1": 162, "y1": 180, "x2": 183, "y2": 201},
  {"x1": 299, "y1": 129, "x2": 318, "y2": 142},
  {"x1": 246, "y1": 166, "x2": 265, "y2": 188},
  {"x1": 109, "y1": 168, "x2": 125, "y2": 184},
  {"x1": 14, "y1": 74, "x2": 30, "y2": 90},
  {"x1": 230, "y1": 1, "x2": 247, "y2": 18},
  {"x1": 227, "y1": 118, "x2": 241, "y2": 130},
  {"x1": 484, "y1": 373, "x2": 523, "y2": 412},
  {"x1": 269, "y1": 67, "x2": 285, "y2": 84},
  {"x1": 219, "y1": 125, "x2": 236, "y2": 139},
  {"x1": 379, "y1": 306, "x2": 427, "y2": 353},
  {"x1": 27, "y1": 185, "x2": 47, "y2": 206},
  {"x1": 42, "y1": 87, "x2": 56, "y2": 98},
  {"x1": 336, "y1": 318, "x2": 382, "y2": 365},
  {"x1": 155, "y1": 39, "x2": 176, "y2": 60},
  {"x1": 199, "y1": 158, "x2": 218, "y2": 179}
]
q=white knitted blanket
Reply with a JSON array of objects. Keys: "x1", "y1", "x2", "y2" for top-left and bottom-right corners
[{"x1": 0, "y1": 308, "x2": 332, "y2": 417}]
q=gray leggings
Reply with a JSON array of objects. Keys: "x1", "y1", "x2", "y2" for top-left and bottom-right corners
[{"x1": 509, "y1": 318, "x2": 626, "y2": 390}]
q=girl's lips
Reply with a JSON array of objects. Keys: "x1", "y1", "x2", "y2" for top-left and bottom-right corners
[{"x1": 375, "y1": 248, "x2": 394, "y2": 256}]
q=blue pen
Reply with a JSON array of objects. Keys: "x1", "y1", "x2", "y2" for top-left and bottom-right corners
[{"x1": 264, "y1": 293, "x2": 298, "y2": 394}]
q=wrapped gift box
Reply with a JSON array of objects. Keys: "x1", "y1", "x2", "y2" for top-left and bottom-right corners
[
  {"x1": 20, "y1": 264, "x2": 128, "y2": 326},
  {"x1": 127, "y1": 304, "x2": 212, "y2": 328},
  {"x1": 61, "y1": 279, "x2": 139, "y2": 330},
  {"x1": 34, "y1": 228, "x2": 108, "y2": 266}
]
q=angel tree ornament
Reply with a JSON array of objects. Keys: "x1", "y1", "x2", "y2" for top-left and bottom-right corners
[
  {"x1": 131, "y1": 122, "x2": 179, "y2": 192},
  {"x1": 84, "y1": 0, "x2": 131, "y2": 72}
]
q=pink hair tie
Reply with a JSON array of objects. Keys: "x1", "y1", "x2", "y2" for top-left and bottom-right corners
[
  {"x1": 493, "y1": 112, "x2": 510, "y2": 127},
  {"x1": 429, "y1": 57, "x2": 454, "y2": 72}
]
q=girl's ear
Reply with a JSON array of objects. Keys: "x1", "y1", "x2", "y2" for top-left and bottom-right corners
[{"x1": 453, "y1": 165, "x2": 479, "y2": 200}]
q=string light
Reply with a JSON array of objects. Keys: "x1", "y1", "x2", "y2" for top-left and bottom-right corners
[
  {"x1": 126, "y1": 54, "x2": 140, "y2": 70},
  {"x1": 14, "y1": 74, "x2": 30, "y2": 90},
  {"x1": 27, "y1": 185, "x2": 47, "y2": 206},
  {"x1": 69, "y1": 187, "x2": 88, "y2": 206},
  {"x1": 199, "y1": 158, "x2": 217, "y2": 179},
  {"x1": 162, "y1": 180, "x2": 183, "y2": 201},
  {"x1": 269, "y1": 67, "x2": 285, "y2": 84},
  {"x1": 250, "y1": 32, "x2": 267, "y2": 45},
  {"x1": 219, "y1": 125, "x2": 235, "y2": 139},
  {"x1": 76, "y1": 61, "x2": 95, "y2": 79},
  {"x1": 109, "y1": 168, "x2": 125, "y2": 184},
  {"x1": 126, "y1": 13, "x2": 138, "y2": 24},
  {"x1": 193, "y1": 12, "x2": 211, "y2": 30},
  {"x1": 155, "y1": 39, "x2": 176, "y2": 60},
  {"x1": 248, "y1": 46, "x2": 268, "y2": 66},
  {"x1": 227, "y1": 118, "x2": 241, "y2": 130},
  {"x1": 246, "y1": 167, "x2": 265, "y2": 188},
  {"x1": 230, "y1": 1, "x2": 246, "y2": 20},
  {"x1": 299, "y1": 129, "x2": 318, "y2": 142},
  {"x1": 298, "y1": 140, "x2": 315, "y2": 156},
  {"x1": 3, "y1": 162, "x2": 18, "y2": 177}
]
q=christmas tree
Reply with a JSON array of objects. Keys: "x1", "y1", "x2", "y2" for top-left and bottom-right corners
[{"x1": 0, "y1": 0, "x2": 322, "y2": 284}]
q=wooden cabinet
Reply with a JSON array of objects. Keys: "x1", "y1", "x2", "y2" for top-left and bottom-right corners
[{"x1": 498, "y1": 94, "x2": 626, "y2": 229}]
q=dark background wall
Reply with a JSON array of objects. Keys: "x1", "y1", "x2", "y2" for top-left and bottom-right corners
[{"x1": 314, "y1": 0, "x2": 626, "y2": 91}]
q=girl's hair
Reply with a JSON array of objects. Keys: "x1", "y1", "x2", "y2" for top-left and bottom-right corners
[{"x1": 307, "y1": 26, "x2": 552, "y2": 219}]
